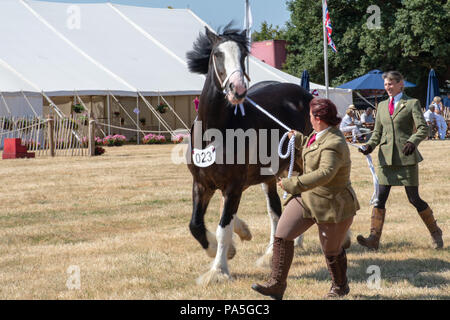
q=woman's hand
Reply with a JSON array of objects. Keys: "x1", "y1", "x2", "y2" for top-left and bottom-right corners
[
  {"x1": 288, "y1": 130, "x2": 296, "y2": 139},
  {"x1": 358, "y1": 144, "x2": 373, "y2": 155},
  {"x1": 277, "y1": 177, "x2": 285, "y2": 190},
  {"x1": 402, "y1": 142, "x2": 416, "y2": 156}
]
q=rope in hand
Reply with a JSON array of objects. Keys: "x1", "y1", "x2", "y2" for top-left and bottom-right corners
[
  {"x1": 245, "y1": 97, "x2": 296, "y2": 199},
  {"x1": 278, "y1": 131, "x2": 296, "y2": 199}
]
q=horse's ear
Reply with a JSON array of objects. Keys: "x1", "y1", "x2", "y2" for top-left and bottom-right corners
[
  {"x1": 205, "y1": 27, "x2": 219, "y2": 44},
  {"x1": 240, "y1": 29, "x2": 248, "y2": 38}
]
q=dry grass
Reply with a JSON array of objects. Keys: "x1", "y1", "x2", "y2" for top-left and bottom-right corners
[{"x1": 0, "y1": 140, "x2": 448, "y2": 300}]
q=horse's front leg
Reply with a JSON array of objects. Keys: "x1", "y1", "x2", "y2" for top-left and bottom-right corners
[{"x1": 197, "y1": 190, "x2": 242, "y2": 286}]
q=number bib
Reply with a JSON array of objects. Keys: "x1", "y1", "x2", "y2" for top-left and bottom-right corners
[{"x1": 192, "y1": 145, "x2": 216, "y2": 167}]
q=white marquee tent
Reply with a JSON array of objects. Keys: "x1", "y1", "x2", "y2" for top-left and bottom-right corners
[{"x1": 0, "y1": 0, "x2": 352, "y2": 123}]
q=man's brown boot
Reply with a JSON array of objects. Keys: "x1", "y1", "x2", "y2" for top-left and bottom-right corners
[
  {"x1": 357, "y1": 208, "x2": 386, "y2": 250},
  {"x1": 325, "y1": 249, "x2": 350, "y2": 298},
  {"x1": 251, "y1": 237, "x2": 294, "y2": 300},
  {"x1": 418, "y1": 207, "x2": 443, "y2": 249}
]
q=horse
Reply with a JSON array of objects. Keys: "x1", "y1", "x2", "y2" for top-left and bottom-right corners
[{"x1": 185, "y1": 25, "x2": 313, "y2": 285}]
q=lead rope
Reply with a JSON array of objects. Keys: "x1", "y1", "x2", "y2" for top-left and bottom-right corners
[
  {"x1": 278, "y1": 132, "x2": 296, "y2": 199},
  {"x1": 245, "y1": 97, "x2": 296, "y2": 199},
  {"x1": 348, "y1": 143, "x2": 379, "y2": 206}
]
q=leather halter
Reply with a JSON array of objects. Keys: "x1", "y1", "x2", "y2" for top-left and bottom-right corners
[{"x1": 212, "y1": 54, "x2": 251, "y2": 92}]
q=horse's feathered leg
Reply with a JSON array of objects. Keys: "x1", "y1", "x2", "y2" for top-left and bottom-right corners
[
  {"x1": 197, "y1": 190, "x2": 242, "y2": 286},
  {"x1": 189, "y1": 181, "x2": 215, "y2": 253}
]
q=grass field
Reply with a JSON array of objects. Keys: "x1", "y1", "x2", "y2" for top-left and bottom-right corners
[{"x1": 0, "y1": 140, "x2": 448, "y2": 300}]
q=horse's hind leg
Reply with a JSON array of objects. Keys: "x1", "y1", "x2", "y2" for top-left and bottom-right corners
[
  {"x1": 257, "y1": 181, "x2": 282, "y2": 267},
  {"x1": 197, "y1": 190, "x2": 242, "y2": 286}
]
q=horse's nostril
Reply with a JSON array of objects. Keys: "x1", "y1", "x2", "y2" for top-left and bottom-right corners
[{"x1": 235, "y1": 90, "x2": 247, "y2": 99}]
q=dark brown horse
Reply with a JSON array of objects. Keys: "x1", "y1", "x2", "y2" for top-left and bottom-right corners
[{"x1": 186, "y1": 25, "x2": 313, "y2": 285}]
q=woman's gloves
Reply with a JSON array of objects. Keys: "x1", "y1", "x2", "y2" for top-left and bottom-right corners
[
  {"x1": 358, "y1": 142, "x2": 415, "y2": 156},
  {"x1": 358, "y1": 144, "x2": 373, "y2": 155},
  {"x1": 402, "y1": 142, "x2": 416, "y2": 156}
]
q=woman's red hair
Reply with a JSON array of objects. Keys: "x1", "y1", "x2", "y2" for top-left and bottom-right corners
[{"x1": 310, "y1": 98, "x2": 341, "y2": 126}]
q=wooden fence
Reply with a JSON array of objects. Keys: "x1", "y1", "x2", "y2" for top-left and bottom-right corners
[{"x1": 0, "y1": 114, "x2": 91, "y2": 157}]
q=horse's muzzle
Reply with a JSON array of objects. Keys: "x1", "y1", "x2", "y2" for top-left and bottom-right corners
[{"x1": 227, "y1": 81, "x2": 247, "y2": 105}]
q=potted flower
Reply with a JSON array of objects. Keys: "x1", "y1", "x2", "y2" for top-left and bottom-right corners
[
  {"x1": 72, "y1": 104, "x2": 85, "y2": 114},
  {"x1": 142, "y1": 133, "x2": 166, "y2": 144},
  {"x1": 156, "y1": 103, "x2": 169, "y2": 114},
  {"x1": 95, "y1": 146, "x2": 106, "y2": 156},
  {"x1": 103, "y1": 134, "x2": 127, "y2": 146}
]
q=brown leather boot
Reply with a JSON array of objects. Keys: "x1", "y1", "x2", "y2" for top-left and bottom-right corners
[
  {"x1": 251, "y1": 237, "x2": 294, "y2": 300},
  {"x1": 325, "y1": 249, "x2": 349, "y2": 298},
  {"x1": 418, "y1": 207, "x2": 443, "y2": 249},
  {"x1": 357, "y1": 208, "x2": 386, "y2": 250}
]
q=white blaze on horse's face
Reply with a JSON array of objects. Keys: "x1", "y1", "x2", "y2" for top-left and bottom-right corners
[{"x1": 216, "y1": 41, "x2": 247, "y2": 105}]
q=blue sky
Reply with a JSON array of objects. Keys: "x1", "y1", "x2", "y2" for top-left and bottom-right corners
[{"x1": 36, "y1": 0, "x2": 291, "y2": 31}]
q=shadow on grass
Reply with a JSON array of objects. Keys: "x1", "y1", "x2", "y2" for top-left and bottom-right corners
[{"x1": 293, "y1": 256, "x2": 450, "y2": 299}]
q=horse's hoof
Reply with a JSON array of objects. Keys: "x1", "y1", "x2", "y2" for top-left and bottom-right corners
[
  {"x1": 227, "y1": 242, "x2": 237, "y2": 260},
  {"x1": 256, "y1": 252, "x2": 272, "y2": 268},
  {"x1": 234, "y1": 218, "x2": 252, "y2": 241},
  {"x1": 196, "y1": 269, "x2": 232, "y2": 286}
]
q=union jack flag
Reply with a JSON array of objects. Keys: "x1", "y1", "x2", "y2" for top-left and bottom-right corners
[{"x1": 324, "y1": 0, "x2": 337, "y2": 52}]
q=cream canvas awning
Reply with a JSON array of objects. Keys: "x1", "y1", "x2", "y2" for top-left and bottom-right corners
[{"x1": 0, "y1": 0, "x2": 352, "y2": 115}]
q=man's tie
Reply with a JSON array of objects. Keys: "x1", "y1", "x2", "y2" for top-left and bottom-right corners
[
  {"x1": 307, "y1": 133, "x2": 316, "y2": 147},
  {"x1": 389, "y1": 97, "x2": 395, "y2": 116}
]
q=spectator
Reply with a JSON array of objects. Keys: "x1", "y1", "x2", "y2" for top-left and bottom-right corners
[
  {"x1": 360, "y1": 107, "x2": 375, "y2": 125},
  {"x1": 434, "y1": 109, "x2": 447, "y2": 140},
  {"x1": 193, "y1": 96, "x2": 200, "y2": 112},
  {"x1": 442, "y1": 93, "x2": 450, "y2": 110},
  {"x1": 423, "y1": 105, "x2": 436, "y2": 140},
  {"x1": 339, "y1": 105, "x2": 370, "y2": 143},
  {"x1": 431, "y1": 96, "x2": 443, "y2": 112}
]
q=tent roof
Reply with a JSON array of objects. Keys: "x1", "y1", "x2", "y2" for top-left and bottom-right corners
[{"x1": 0, "y1": 0, "x2": 351, "y2": 99}]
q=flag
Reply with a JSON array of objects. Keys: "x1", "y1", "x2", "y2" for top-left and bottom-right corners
[{"x1": 324, "y1": 0, "x2": 337, "y2": 52}]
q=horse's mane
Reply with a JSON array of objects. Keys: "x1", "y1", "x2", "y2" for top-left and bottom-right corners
[{"x1": 186, "y1": 23, "x2": 249, "y2": 75}]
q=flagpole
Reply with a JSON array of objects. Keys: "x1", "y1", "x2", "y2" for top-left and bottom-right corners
[
  {"x1": 245, "y1": 0, "x2": 250, "y2": 82},
  {"x1": 322, "y1": 0, "x2": 329, "y2": 99}
]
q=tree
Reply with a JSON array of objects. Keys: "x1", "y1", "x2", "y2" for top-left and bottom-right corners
[
  {"x1": 284, "y1": 0, "x2": 450, "y2": 104},
  {"x1": 252, "y1": 21, "x2": 286, "y2": 41}
]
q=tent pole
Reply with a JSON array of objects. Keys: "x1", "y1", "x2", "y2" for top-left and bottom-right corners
[
  {"x1": 137, "y1": 91, "x2": 175, "y2": 137},
  {"x1": 108, "y1": 91, "x2": 145, "y2": 137},
  {"x1": 136, "y1": 95, "x2": 139, "y2": 145},
  {"x1": 0, "y1": 92, "x2": 12, "y2": 116},
  {"x1": 21, "y1": 91, "x2": 39, "y2": 117},
  {"x1": 159, "y1": 94, "x2": 190, "y2": 130},
  {"x1": 107, "y1": 93, "x2": 111, "y2": 136},
  {"x1": 76, "y1": 92, "x2": 106, "y2": 137}
]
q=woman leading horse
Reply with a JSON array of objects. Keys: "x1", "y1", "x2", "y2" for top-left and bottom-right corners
[{"x1": 252, "y1": 98, "x2": 360, "y2": 300}]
